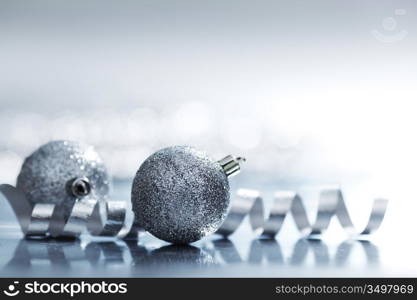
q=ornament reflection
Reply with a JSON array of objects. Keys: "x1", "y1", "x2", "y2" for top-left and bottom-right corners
[{"x1": 3, "y1": 237, "x2": 379, "y2": 275}]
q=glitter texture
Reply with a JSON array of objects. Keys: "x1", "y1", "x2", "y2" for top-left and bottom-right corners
[
  {"x1": 131, "y1": 146, "x2": 230, "y2": 244},
  {"x1": 17, "y1": 140, "x2": 110, "y2": 218}
]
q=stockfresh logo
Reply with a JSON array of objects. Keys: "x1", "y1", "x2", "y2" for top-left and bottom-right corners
[
  {"x1": 3, "y1": 280, "x2": 127, "y2": 297},
  {"x1": 3, "y1": 281, "x2": 20, "y2": 297}
]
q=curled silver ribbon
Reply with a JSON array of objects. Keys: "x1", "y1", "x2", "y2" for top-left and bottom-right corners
[
  {"x1": 0, "y1": 184, "x2": 140, "y2": 239},
  {"x1": 0, "y1": 184, "x2": 388, "y2": 240},
  {"x1": 216, "y1": 189, "x2": 388, "y2": 238}
]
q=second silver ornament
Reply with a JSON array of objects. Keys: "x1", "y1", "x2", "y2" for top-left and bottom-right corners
[{"x1": 131, "y1": 146, "x2": 244, "y2": 244}]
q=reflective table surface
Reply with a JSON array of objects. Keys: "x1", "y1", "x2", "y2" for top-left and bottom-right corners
[{"x1": 1, "y1": 179, "x2": 416, "y2": 277}]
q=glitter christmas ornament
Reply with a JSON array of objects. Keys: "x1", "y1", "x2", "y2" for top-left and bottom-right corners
[
  {"x1": 131, "y1": 146, "x2": 244, "y2": 244},
  {"x1": 1, "y1": 140, "x2": 145, "y2": 238},
  {"x1": 17, "y1": 140, "x2": 110, "y2": 205},
  {"x1": 15, "y1": 140, "x2": 111, "y2": 235}
]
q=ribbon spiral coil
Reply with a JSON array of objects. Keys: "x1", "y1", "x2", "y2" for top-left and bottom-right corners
[
  {"x1": 0, "y1": 185, "x2": 388, "y2": 240},
  {"x1": 0, "y1": 184, "x2": 139, "y2": 239},
  {"x1": 215, "y1": 189, "x2": 388, "y2": 238}
]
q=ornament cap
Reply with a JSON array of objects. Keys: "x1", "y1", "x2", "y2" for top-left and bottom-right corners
[
  {"x1": 67, "y1": 177, "x2": 91, "y2": 198},
  {"x1": 218, "y1": 155, "x2": 245, "y2": 178}
]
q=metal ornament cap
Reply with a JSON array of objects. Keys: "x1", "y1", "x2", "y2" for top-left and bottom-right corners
[{"x1": 131, "y1": 146, "x2": 239, "y2": 244}]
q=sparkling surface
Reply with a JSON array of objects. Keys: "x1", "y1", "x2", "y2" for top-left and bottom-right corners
[
  {"x1": 131, "y1": 146, "x2": 230, "y2": 244},
  {"x1": 16, "y1": 140, "x2": 110, "y2": 218}
]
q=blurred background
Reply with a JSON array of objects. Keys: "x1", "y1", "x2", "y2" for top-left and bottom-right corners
[
  {"x1": 0, "y1": 0, "x2": 415, "y2": 184},
  {"x1": 0, "y1": 0, "x2": 417, "y2": 276}
]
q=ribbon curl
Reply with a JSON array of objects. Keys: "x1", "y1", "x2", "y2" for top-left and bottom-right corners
[
  {"x1": 0, "y1": 184, "x2": 388, "y2": 240},
  {"x1": 216, "y1": 189, "x2": 388, "y2": 238},
  {"x1": 0, "y1": 184, "x2": 140, "y2": 239}
]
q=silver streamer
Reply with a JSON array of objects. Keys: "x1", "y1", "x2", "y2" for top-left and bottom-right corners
[
  {"x1": 1, "y1": 185, "x2": 387, "y2": 240},
  {"x1": 0, "y1": 183, "x2": 140, "y2": 239},
  {"x1": 215, "y1": 189, "x2": 388, "y2": 238}
]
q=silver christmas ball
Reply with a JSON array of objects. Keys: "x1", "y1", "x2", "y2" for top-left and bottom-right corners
[
  {"x1": 17, "y1": 140, "x2": 110, "y2": 215},
  {"x1": 131, "y1": 146, "x2": 232, "y2": 244}
]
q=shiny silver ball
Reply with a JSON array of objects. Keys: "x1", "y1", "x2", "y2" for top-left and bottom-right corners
[
  {"x1": 131, "y1": 146, "x2": 230, "y2": 244},
  {"x1": 17, "y1": 141, "x2": 110, "y2": 213}
]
